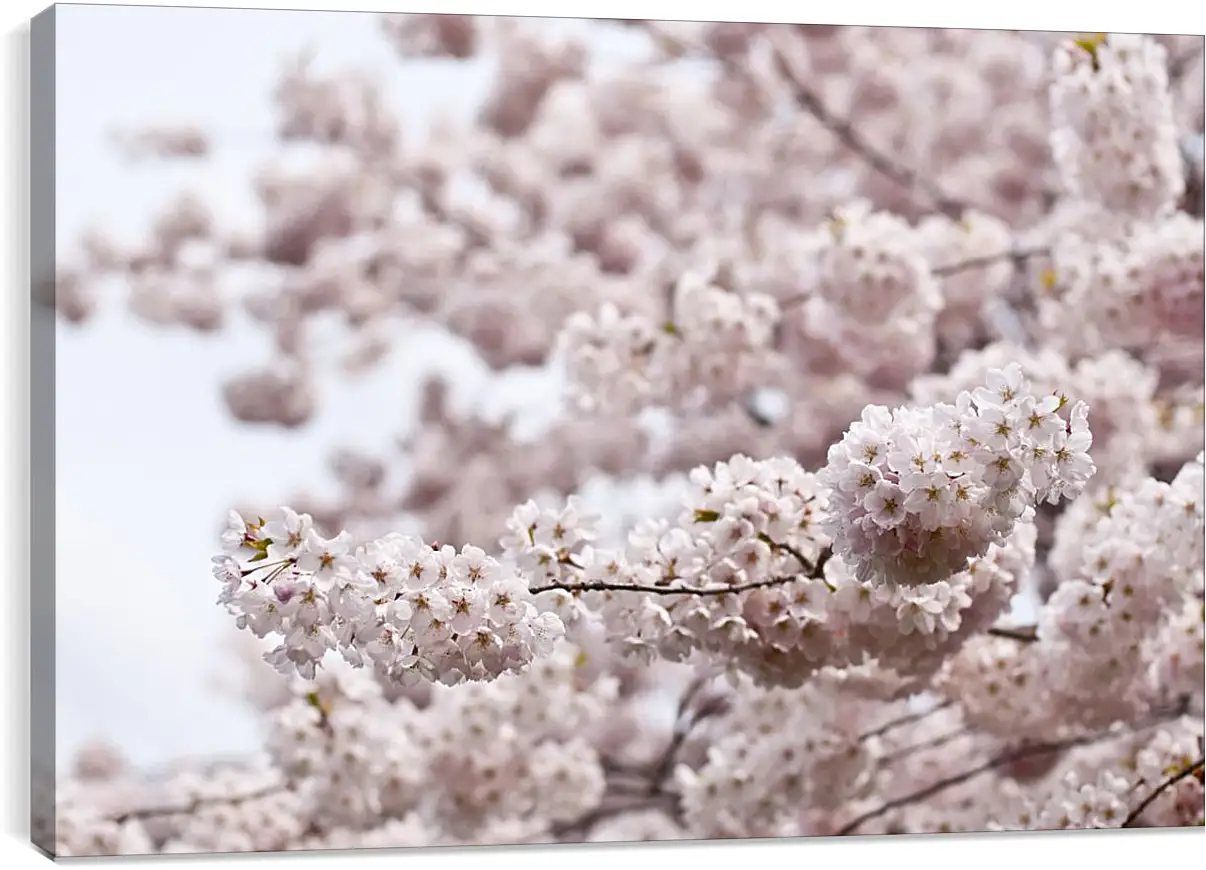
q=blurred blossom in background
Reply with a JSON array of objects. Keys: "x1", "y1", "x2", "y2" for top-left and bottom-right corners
[
  {"x1": 53, "y1": 5, "x2": 648, "y2": 770},
  {"x1": 45, "y1": 11, "x2": 1203, "y2": 852}
]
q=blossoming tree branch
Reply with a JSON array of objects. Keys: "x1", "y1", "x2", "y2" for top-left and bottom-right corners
[{"x1": 50, "y1": 19, "x2": 1204, "y2": 856}]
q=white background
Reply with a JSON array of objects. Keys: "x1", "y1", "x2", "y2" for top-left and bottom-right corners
[{"x1": 3, "y1": 1, "x2": 1205, "y2": 868}]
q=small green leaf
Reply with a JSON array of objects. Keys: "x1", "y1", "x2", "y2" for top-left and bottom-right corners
[
  {"x1": 693, "y1": 509, "x2": 721, "y2": 523},
  {"x1": 826, "y1": 213, "x2": 847, "y2": 242},
  {"x1": 1073, "y1": 33, "x2": 1108, "y2": 70},
  {"x1": 661, "y1": 321, "x2": 680, "y2": 336},
  {"x1": 1095, "y1": 486, "x2": 1120, "y2": 516}
]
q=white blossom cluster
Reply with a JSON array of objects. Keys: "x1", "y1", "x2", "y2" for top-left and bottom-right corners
[
  {"x1": 1151, "y1": 596, "x2": 1206, "y2": 703},
  {"x1": 265, "y1": 669, "x2": 423, "y2": 830},
  {"x1": 837, "y1": 519, "x2": 1038, "y2": 692},
  {"x1": 989, "y1": 725, "x2": 1204, "y2": 830},
  {"x1": 676, "y1": 673, "x2": 877, "y2": 837},
  {"x1": 787, "y1": 201, "x2": 944, "y2": 385},
  {"x1": 1049, "y1": 33, "x2": 1185, "y2": 221},
  {"x1": 1034, "y1": 453, "x2": 1204, "y2": 728},
  {"x1": 942, "y1": 453, "x2": 1205, "y2": 738},
  {"x1": 502, "y1": 454, "x2": 837, "y2": 686},
  {"x1": 215, "y1": 508, "x2": 565, "y2": 686},
  {"x1": 54, "y1": 761, "x2": 301, "y2": 856},
  {"x1": 1043, "y1": 212, "x2": 1205, "y2": 368},
  {"x1": 208, "y1": 369, "x2": 1100, "y2": 702},
  {"x1": 495, "y1": 370, "x2": 1050, "y2": 692},
  {"x1": 55, "y1": 802, "x2": 156, "y2": 858},
  {"x1": 52, "y1": 647, "x2": 625, "y2": 854},
  {"x1": 911, "y1": 341, "x2": 1168, "y2": 481},
  {"x1": 412, "y1": 646, "x2": 616, "y2": 837},
  {"x1": 820, "y1": 363, "x2": 1094, "y2": 588},
  {"x1": 1148, "y1": 383, "x2": 1206, "y2": 468},
  {"x1": 557, "y1": 269, "x2": 781, "y2": 415}
]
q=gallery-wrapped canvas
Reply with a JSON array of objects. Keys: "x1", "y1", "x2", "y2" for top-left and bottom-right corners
[{"x1": 29, "y1": 3, "x2": 1206, "y2": 860}]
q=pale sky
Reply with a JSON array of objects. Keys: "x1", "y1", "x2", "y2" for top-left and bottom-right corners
[{"x1": 52, "y1": 4, "x2": 639, "y2": 770}]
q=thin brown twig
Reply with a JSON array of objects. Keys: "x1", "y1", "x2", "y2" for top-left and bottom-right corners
[
  {"x1": 531, "y1": 573, "x2": 791, "y2": 598},
  {"x1": 1121, "y1": 756, "x2": 1204, "y2": 827},
  {"x1": 529, "y1": 547, "x2": 832, "y2": 598},
  {"x1": 770, "y1": 539, "x2": 820, "y2": 573}
]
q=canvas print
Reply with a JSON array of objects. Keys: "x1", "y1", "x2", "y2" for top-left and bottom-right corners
[{"x1": 31, "y1": 4, "x2": 1206, "y2": 858}]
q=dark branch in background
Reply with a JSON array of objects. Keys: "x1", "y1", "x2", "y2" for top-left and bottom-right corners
[
  {"x1": 305, "y1": 690, "x2": 336, "y2": 736},
  {"x1": 645, "y1": 675, "x2": 728, "y2": 799},
  {"x1": 880, "y1": 729, "x2": 970, "y2": 766},
  {"x1": 778, "y1": 245, "x2": 1051, "y2": 314},
  {"x1": 550, "y1": 792, "x2": 679, "y2": 841},
  {"x1": 743, "y1": 390, "x2": 778, "y2": 428},
  {"x1": 932, "y1": 246, "x2": 1051, "y2": 277},
  {"x1": 859, "y1": 700, "x2": 955, "y2": 742},
  {"x1": 837, "y1": 741, "x2": 1048, "y2": 835},
  {"x1": 988, "y1": 244, "x2": 1055, "y2": 354},
  {"x1": 1179, "y1": 132, "x2": 1204, "y2": 219},
  {"x1": 837, "y1": 698, "x2": 1192, "y2": 835},
  {"x1": 105, "y1": 692, "x2": 332, "y2": 825},
  {"x1": 766, "y1": 37, "x2": 970, "y2": 219},
  {"x1": 110, "y1": 780, "x2": 289, "y2": 825},
  {"x1": 561, "y1": 674, "x2": 726, "y2": 839},
  {"x1": 1168, "y1": 43, "x2": 1204, "y2": 85},
  {"x1": 935, "y1": 244, "x2": 1051, "y2": 361},
  {"x1": 987, "y1": 625, "x2": 1039, "y2": 643},
  {"x1": 772, "y1": 539, "x2": 825, "y2": 574},
  {"x1": 642, "y1": 23, "x2": 975, "y2": 220},
  {"x1": 1121, "y1": 756, "x2": 1205, "y2": 827}
]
